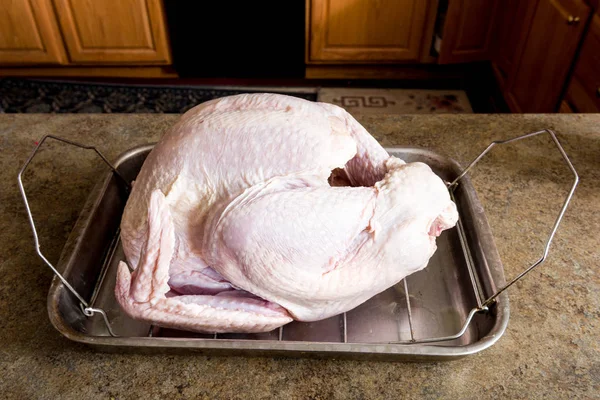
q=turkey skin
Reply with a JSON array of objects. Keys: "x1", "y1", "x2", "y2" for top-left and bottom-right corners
[{"x1": 115, "y1": 93, "x2": 458, "y2": 333}]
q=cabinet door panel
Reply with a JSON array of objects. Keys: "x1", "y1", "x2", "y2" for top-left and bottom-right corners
[
  {"x1": 506, "y1": 0, "x2": 590, "y2": 112},
  {"x1": 52, "y1": 0, "x2": 171, "y2": 64},
  {"x1": 309, "y1": 0, "x2": 429, "y2": 62},
  {"x1": 438, "y1": 0, "x2": 499, "y2": 64},
  {"x1": 0, "y1": 0, "x2": 67, "y2": 65}
]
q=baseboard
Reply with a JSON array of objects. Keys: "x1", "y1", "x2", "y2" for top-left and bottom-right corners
[
  {"x1": 305, "y1": 64, "x2": 466, "y2": 80},
  {"x1": 0, "y1": 66, "x2": 178, "y2": 79}
]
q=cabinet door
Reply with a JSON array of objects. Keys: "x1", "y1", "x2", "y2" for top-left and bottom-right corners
[
  {"x1": 492, "y1": 0, "x2": 540, "y2": 88},
  {"x1": 564, "y1": 14, "x2": 600, "y2": 112},
  {"x1": 0, "y1": 0, "x2": 67, "y2": 65},
  {"x1": 437, "y1": 0, "x2": 499, "y2": 64},
  {"x1": 505, "y1": 0, "x2": 591, "y2": 112},
  {"x1": 309, "y1": 0, "x2": 429, "y2": 62},
  {"x1": 52, "y1": 0, "x2": 171, "y2": 64}
]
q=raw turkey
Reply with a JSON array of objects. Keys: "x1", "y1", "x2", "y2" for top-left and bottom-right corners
[{"x1": 115, "y1": 93, "x2": 458, "y2": 333}]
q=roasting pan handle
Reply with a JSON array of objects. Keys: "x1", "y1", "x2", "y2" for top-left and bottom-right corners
[
  {"x1": 449, "y1": 129, "x2": 579, "y2": 308},
  {"x1": 17, "y1": 135, "x2": 127, "y2": 337}
]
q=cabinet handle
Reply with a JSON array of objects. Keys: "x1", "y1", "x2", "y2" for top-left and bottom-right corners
[{"x1": 567, "y1": 16, "x2": 580, "y2": 25}]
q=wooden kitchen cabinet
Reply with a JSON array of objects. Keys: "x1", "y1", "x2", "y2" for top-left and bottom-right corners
[
  {"x1": 563, "y1": 14, "x2": 600, "y2": 112},
  {"x1": 308, "y1": 0, "x2": 430, "y2": 62},
  {"x1": 436, "y1": 0, "x2": 500, "y2": 64},
  {"x1": 504, "y1": 0, "x2": 591, "y2": 112},
  {"x1": 52, "y1": 0, "x2": 171, "y2": 64},
  {"x1": 0, "y1": 0, "x2": 67, "y2": 65}
]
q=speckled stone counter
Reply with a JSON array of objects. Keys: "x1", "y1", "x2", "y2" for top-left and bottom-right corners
[{"x1": 0, "y1": 113, "x2": 598, "y2": 399}]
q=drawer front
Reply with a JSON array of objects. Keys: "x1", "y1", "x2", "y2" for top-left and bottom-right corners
[{"x1": 566, "y1": 14, "x2": 600, "y2": 112}]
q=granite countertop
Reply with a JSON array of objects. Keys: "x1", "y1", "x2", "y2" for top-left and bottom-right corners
[{"x1": 0, "y1": 113, "x2": 598, "y2": 399}]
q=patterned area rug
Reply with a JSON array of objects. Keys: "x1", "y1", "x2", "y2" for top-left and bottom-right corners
[
  {"x1": 317, "y1": 88, "x2": 473, "y2": 114},
  {"x1": 0, "y1": 78, "x2": 317, "y2": 113}
]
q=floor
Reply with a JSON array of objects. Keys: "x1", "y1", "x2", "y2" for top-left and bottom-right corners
[{"x1": 0, "y1": 64, "x2": 506, "y2": 114}]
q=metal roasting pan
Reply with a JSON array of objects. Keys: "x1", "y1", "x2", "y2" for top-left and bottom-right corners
[{"x1": 18, "y1": 130, "x2": 578, "y2": 361}]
